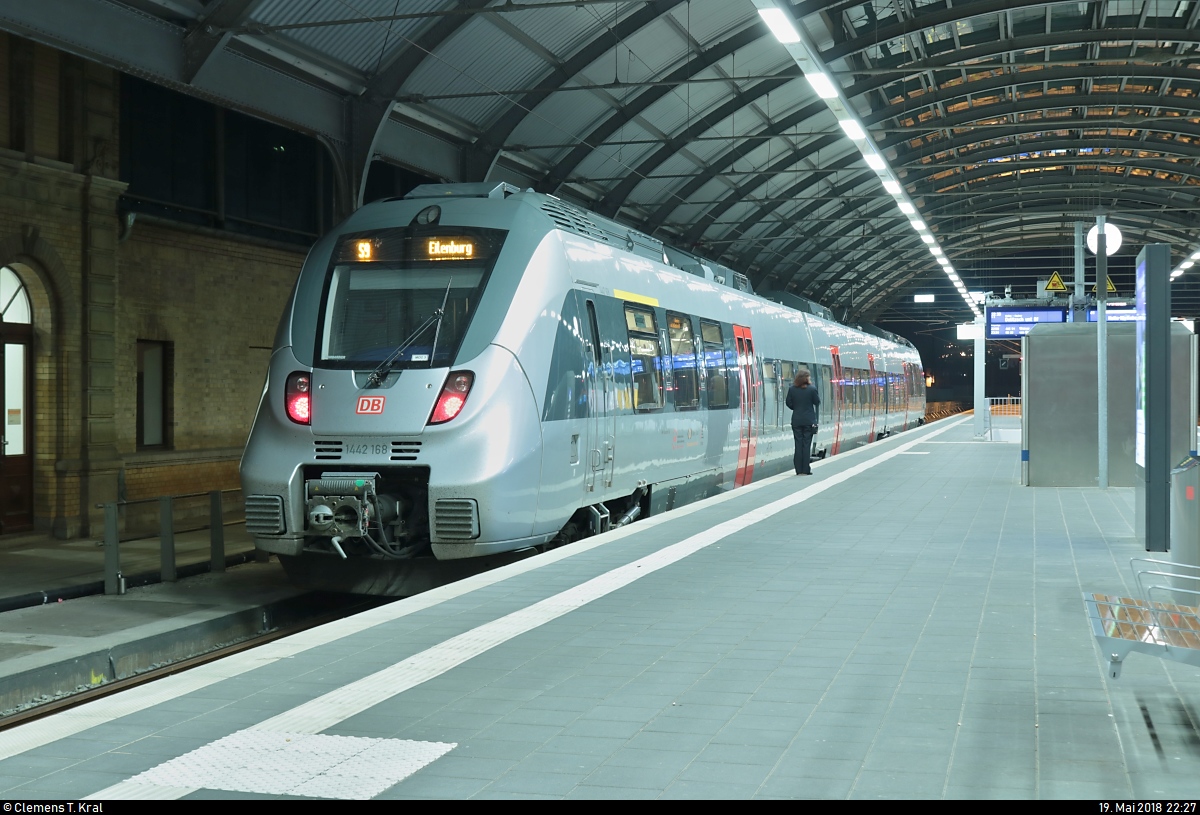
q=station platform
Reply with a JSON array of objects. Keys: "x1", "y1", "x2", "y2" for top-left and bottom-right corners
[{"x1": 1, "y1": 415, "x2": 1196, "y2": 800}]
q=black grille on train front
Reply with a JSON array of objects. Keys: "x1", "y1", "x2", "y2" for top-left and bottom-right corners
[
  {"x1": 314, "y1": 440, "x2": 343, "y2": 460},
  {"x1": 434, "y1": 499, "x2": 479, "y2": 540},
  {"x1": 245, "y1": 495, "x2": 285, "y2": 535},
  {"x1": 391, "y1": 441, "x2": 421, "y2": 461}
]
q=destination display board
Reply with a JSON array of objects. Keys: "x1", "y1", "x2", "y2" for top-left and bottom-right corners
[
  {"x1": 1086, "y1": 308, "x2": 1138, "y2": 322},
  {"x1": 985, "y1": 307, "x2": 1067, "y2": 338}
]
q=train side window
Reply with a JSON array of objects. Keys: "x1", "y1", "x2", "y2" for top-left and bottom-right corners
[
  {"x1": 700, "y1": 320, "x2": 728, "y2": 408},
  {"x1": 625, "y1": 305, "x2": 663, "y2": 410},
  {"x1": 667, "y1": 312, "x2": 699, "y2": 408},
  {"x1": 761, "y1": 359, "x2": 777, "y2": 429}
]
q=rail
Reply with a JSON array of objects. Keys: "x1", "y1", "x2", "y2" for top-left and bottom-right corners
[
  {"x1": 94, "y1": 488, "x2": 244, "y2": 596},
  {"x1": 983, "y1": 397, "x2": 1022, "y2": 442},
  {"x1": 925, "y1": 401, "x2": 966, "y2": 422}
]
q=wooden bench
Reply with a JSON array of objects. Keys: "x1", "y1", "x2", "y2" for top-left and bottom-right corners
[{"x1": 1085, "y1": 558, "x2": 1200, "y2": 678}]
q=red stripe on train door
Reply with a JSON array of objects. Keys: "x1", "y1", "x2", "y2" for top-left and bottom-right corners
[
  {"x1": 733, "y1": 325, "x2": 758, "y2": 487},
  {"x1": 868, "y1": 353, "x2": 877, "y2": 443},
  {"x1": 830, "y1": 345, "x2": 843, "y2": 456}
]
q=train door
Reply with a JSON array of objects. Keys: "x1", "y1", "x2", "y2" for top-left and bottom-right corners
[
  {"x1": 867, "y1": 353, "x2": 878, "y2": 442},
  {"x1": 583, "y1": 299, "x2": 615, "y2": 493},
  {"x1": 830, "y1": 345, "x2": 844, "y2": 456},
  {"x1": 733, "y1": 325, "x2": 759, "y2": 486},
  {"x1": 901, "y1": 361, "x2": 913, "y2": 430}
]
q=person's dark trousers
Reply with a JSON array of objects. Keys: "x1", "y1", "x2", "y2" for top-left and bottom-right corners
[{"x1": 793, "y1": 424, "x2": 816, "y2": 474}]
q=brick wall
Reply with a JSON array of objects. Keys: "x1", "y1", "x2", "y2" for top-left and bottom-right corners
[
  {"x1": 115, "y1": 221, "x2": 301, "y2": 453},
  {"x1": 0, "y1": 35, "x2": 308, "y2": 537}
]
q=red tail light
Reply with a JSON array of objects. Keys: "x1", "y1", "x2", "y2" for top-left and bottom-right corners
[
  {"x1": 429, "y1": 371, "x2": 474, "y2": 425},
  {"x1": 285, "y1": 371, "x2": 312, "y2": 425}
]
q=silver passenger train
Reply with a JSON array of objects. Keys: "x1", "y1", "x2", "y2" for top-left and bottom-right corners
[{"x1": 240, "y1": 182, "x2": 925, "y2": 589}]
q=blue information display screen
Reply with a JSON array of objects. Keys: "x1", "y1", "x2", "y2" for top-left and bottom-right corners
[
  {"x1": 985, "y1": 307, "x2": 1067, "y2": 338},
  {"x1": 1086, "y1": 308, "x2": 1138, "y2": 322}
]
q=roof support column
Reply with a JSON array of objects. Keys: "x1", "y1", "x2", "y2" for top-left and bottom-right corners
[{"x1": 325, "y1": 97, "x2": 393, "y2": 222}]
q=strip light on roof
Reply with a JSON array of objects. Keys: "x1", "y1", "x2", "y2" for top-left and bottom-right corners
[
  {"x1": 1172, "y1": 245, "x2": 1200, "y2": 277},
  {"x1": 805, "y1": 71, "x2": 839, "y2": 99},
  {"x1": 753, "y1": 0, "x2": 980, "y2": 319},
  {"x1": 839, "y1": 119, "x2": 866, "y2": 141},
  {"x1": 757, "y1": 8, "x2": 801, "y2": 43}
]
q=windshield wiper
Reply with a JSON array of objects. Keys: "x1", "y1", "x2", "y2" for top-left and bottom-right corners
[{"x1": 366, "y1": 279, "x2": 453, "y2": 387}]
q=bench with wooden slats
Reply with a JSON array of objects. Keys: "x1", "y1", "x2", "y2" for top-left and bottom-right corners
[{"x1": 1085, "y1": 563, "x2": 1200, "y2": 678}]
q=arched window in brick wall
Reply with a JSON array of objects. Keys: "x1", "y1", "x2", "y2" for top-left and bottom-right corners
[
  {"x1": 0, "y1": 266, "x2": 33, "y2": 532},
  {"x1": 0, "y1": 267, "x2": 31, "y2": 325}
]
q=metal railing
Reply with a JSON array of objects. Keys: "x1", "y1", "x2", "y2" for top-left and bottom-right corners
[
  {"x1": 983, "y1": 397, "x2": 1023, "y2": 441},
  {"x1": 97, "y1": 488, "x2": 243, "y2": 595}
]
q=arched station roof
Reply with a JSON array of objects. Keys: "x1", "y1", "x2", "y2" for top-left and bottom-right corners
[{"x1": 6, "y1": 0, "x2": 1200, "y2": 327}]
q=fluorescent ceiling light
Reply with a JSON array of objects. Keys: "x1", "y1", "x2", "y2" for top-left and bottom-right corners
[
  {"x1": 914, "y1": 294, "x2": 935, "y2": 303},
  {"x1": 805, "y1": 71, "x2": 838, "y2": 99},
  {"x1": 883, "y1": 180, "x2": 901, "y2": 195},
  {"x1": 864, "y1": 153, "x2": 885, "y2": 170},
  {"x1": 939, "y1": 258, "x2": 951, "y2": 266},
  {"x1": 839, "y1": 119, "x2": 866, "y2": 140},
  {"x1": 1191, "y1": 251, "x2": 1200, "y2": 260},
  {"x1": 931, "y1": 246, "x2": 943, "y2": 256},
  {"x1": 921, "y1": 234, "x2": 935, "y2": 244},
  {"x1": 898, "y1": 202, "x2": 915, "y2": 214},
  {"x1": 1184, "y1": 261, "x2": 1195, "y2": 269},
  {"x1": 758, "y1": 8, "x2": 800, "y2": 43},
  {"x1": 911, "y1": 219, "x2": 927, "y2": 230}
]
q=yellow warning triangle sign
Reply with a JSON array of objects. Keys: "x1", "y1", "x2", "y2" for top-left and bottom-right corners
[
  {"x1": 1091, "y1": 276, "x2": 1117, "y2": 294},
  {"x1": 1044, "y1": 271, "x2": 1067, "y2": 292}
]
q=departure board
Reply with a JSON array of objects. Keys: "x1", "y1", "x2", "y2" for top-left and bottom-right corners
[
  {"x1": 1086, "y1": 308, "x2": 1138, "y2": 322},
  {"x1": 985, "y1": 307, "x2": 1067, "y2": 338}
]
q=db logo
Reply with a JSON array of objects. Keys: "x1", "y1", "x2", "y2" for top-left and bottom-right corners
[{"x1": 356, "y1": 396, "x2": 386, "y2": 415}]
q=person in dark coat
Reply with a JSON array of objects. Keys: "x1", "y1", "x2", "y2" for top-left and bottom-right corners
[{"x1": 785, "y1": 367, "x2": 820, "y2": 475}]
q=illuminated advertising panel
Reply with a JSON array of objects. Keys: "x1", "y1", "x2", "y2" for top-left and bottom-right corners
[
  {"x1": 1135, "y1": 255, "x2": 1146, "y2": 468},
  {"x1": 985, "y1": 307, "x2": 1067, "y2": 338}
]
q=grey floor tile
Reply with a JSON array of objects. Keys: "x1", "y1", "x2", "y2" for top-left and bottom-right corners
[
  {"x1": 848, "y1": 770, "x2": 948, "y2": 799},
  {"x1": 483, "y1": 769, "x2": 582, "y2": 796},
  {"x1": 567, "y1": 784, "x2": 661, "y2": 799},
  {"x1": 756, "y1": 773, "x2": 853, "y2": 799},
  {"x1": 661, "y1": 779, "x2": 761, "y2": 799},
  {"x1": 382, "y1": 772, "x2": 493, "y2": 799}
]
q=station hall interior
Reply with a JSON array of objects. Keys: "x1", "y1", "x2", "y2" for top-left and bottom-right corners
[
  {"x1": 0, "y1": 0, "x2": 1194, "y2": 538},
  {"x1": 2, "y1": 0, "x2": 1200, "y2": 801}
]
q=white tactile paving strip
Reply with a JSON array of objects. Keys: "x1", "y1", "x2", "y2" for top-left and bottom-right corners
[
  {"x1": 103, "y1": 732, "x2": 455, "y2": 800},
  {"x1": 20, "y1": 419, "x2": 968, "y2": 800}
]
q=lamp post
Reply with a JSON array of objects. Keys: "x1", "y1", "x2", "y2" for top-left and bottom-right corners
[{"x1": 1089, "y1": 216, "x2": 1121, "y2": 489}]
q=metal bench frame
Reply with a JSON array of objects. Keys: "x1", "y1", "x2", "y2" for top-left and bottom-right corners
[{"x1": 1084, "y1": 558, "x2": 1200, "y2": 678}]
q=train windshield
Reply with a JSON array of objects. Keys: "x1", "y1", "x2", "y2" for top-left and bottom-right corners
[{"x1": 317, "y1": 227, "x2": 506, "y2": 369}]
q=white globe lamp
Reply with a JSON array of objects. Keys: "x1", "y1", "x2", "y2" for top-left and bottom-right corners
[{"x1": 1086, "y1": 223, "x2": 1122, "y2": 256}]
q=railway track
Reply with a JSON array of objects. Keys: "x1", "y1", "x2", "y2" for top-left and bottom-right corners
[{"x1": 0, "y1": 592, "x2": 390, "y2": 733}]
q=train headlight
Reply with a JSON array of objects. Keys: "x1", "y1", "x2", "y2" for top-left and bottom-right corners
[
  {"x1": 285, "y1": 371, "x2": 312, "y2": 425},
  {"x1": 428, "y1": 370, "x2": 474, "y2": 425}
]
